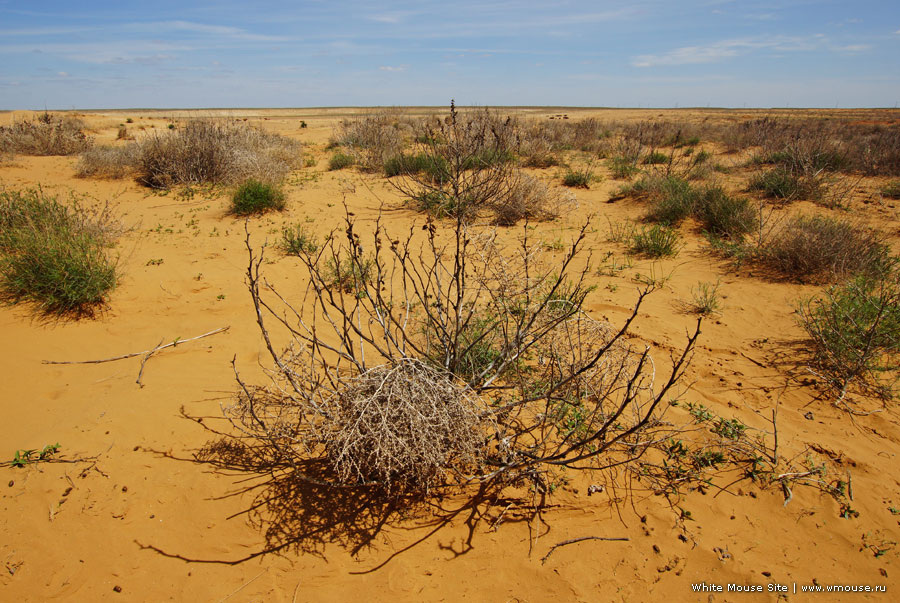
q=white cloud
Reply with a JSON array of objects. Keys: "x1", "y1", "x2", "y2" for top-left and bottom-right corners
[
  {"x1": 632, "y1": 35, "x2": 840, "y2": 67},
  {"x1": 833, "y1": 44, "x2": 870, "y2": 53},
  {"x1": 379, "y1": 65, "x2": 406, "y2": 72},
  {"x1": 57, "y1": 71, "x2": 68, "y2": 77}
]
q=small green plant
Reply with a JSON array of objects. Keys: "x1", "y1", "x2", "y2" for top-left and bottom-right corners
[
  {"x1": 325, "y1": 252, "x2": 373, "y2": 295},
  {"x1": 281, "y1": 223, "x2": 319, "y2": 256},
  {"x1": 217, "y1": 294, "x2": 225, "y2": 300},
  {"x1": 607, "y1": 155, "x2": 640, "y2": 179},
  {"x1": 230, "y1": 179, "x2": 286, "y2": 215},
  {"x1": 713, "y1": 417, "x2": 746, "y2": 440},
  {"x1": 125, "y1": 118, "x2": 134, "y2": 124},
  {"x1": 328, "y1": 151, "x2": 355, "y2": 171},
  {"x1": 411, "y1": 190, "x2": 457, "y2": 217},
  {"x1": 694, "y1": 186, "x2": 757, "y2": 240},
  {"x1": 630, "y1": 176, "x2": 697, "y2": 225},
  {"x1": 643, "y1": 151, "x2": 670, "y2": 165},
  {"x1": 688, "y1": 280, "x2": 722, "y2": 316},
  {"x1": 300, "y1": 121, "x2": 308, "y2": 129},
  {"x1": 880, "y1": 180, "x2": 900, "y2": 200},
  {"x1": 630, "y1": 224, "x2": 681, "y2": 258},
  {"x1": 748, "y1": 166, "x2": 820, "y2": 201},
  {"x1": 796, "y1": 271, "x2": 900, "y2": 401},
  {"x1": 562, "y1": 168, "x2": 593, "y2": 188},
  {"x1": 686, "y1": 402, "x2": 714, "y2": 423},
  {"x1": 8, "y1": 443, "x2": 60, "y2": 468},
  {"x1": 146, "y1": 258, "x2": 164, "y2": 266},
  {"x1": 383, "y1": 153, "x2": 449, "y2": 181}
]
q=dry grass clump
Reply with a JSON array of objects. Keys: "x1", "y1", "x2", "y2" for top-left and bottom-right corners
[
  {"x1": 323, "y1": 359, "x2": 489, "y2": 491},
  {"x1": 77, "y1": 120, "x2": 302, "y2": 188},
  {"x1": 712, "y1": 116, "x2": 900, "y2": 176},
  {"x1": 0, "y1": 112, "x2": 93, "y2": 156},
  {"x1": 76, "y1": 144, "x2": 142, "y2": 179},
  {"x1": 764, "y1": 215, "x2": 891, "y2": 282},
  {"x1": 492, "y1": 173, "x2": 573, "y2": 226},
  {"x1": 138, "y1": 121, "x2": 302, "y2": 188},
  {"x1": 331, "y1": 110, "x2": 417, "y2": 171},
  {"x1": 519, "y1": 117, "x2": 612, "y2": 155}
]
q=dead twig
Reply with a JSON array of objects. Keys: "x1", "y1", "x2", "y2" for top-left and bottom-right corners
[
  {"x1": 137, "y1": 338, "x2": 165, "y2": 387},
  {"x1": 42, "y1": 326, "x2": 230, "y2": 366},
  {"x1": 540, "y1": 535, "x2": 629, "y2": 564},
  {"x1": 217, "y1": 569, "x2": 267, "y2": 602}
]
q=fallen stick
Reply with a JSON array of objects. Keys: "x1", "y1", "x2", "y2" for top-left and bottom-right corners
[
  {"x1": 541, "y1": 535, "x2": 629, "y2": 564},
  {"x1": 136, "y1": 338, "x2": 165, "y2": 387},
  {"x1": 42, "y1": 327, "x2": 230, "y2": 365}
]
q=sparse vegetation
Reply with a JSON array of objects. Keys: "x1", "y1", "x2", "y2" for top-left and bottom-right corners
[
  {"x1": 881, "y1": 181, "x2": 900, "y2": 199},
  {"x1": 77, "y1": 120, "x2": 302, "y2": 189},
  {"x1": 328, "y1": 151, "x2": 355, "y2": 171},
  {"x1": 688, "y1": 280, "x2": 722, "y2": 316},
  {"x1": 630, "y1": 224, "x2": 681, "y2": 258},
  {"x1": 491, "y1": 173, "x2": 571, "y2": 226},
  {"x1": 562, "y1": 167, "x2": 593, "y2": 188},
  {"x1": 0, "y1": 188, "x2": 118, "y2": 316},
  {"x1": 230, "y1": 179, "x2": 286, "y2": 215},
  {"x1": 325, "y1": 252, "x2": 373, "y2": 294},
  {"x1": 0, "y1": 112, "x2": 93, "y2": 156},
  {"x1": 280, "y1": 223, "x2": 319, "y2": 255},
  {"x1": 797, "y1": 269, "x2": 900, "y2": 401},
  {"x1": 764, "y1": 215, "x2": 890, "y2": 282}
]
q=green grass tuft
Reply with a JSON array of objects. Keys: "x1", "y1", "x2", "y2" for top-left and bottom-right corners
[
  {"x1": 0, "y1": 189, "x2": 117, "y2": 316},
  {"x1": 630, "y1": 224, "x2": 681, "y2": 258},
  {"x1": 230, "y1": 179, "x2": 286, "y2": 215},
  {"x1": 328, "y1": 151, "x2": 355, "y2": 171}
]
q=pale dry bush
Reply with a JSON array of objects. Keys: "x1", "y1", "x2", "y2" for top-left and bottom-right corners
[
  {"x1": 323, "y1": 359, "x2": 489, "y2": 490},
  {"x1": 764, "y1": 215, "x2": 891, "y2": 282},
  {"x1": 0, "y1": 112, "x2": 93, "y2": 156},
  {"x1": 137, "y1": 121, "x2": 302, "y2": 187},
  {"x1": 222, "y1": 203, "x2": 699, "y2": 495},
  {"x1": 331, "y1": 109, "x2": 418, "y2": 170},
  {"x1": 491, "y1": 172, "x2": 574, "y2": 226},
  {"x1": 76, "y1": 144, "x2": 142, "y2": 179},
  {"x1": 77, "y1": 120, "x2": 302, "y2": 187}
]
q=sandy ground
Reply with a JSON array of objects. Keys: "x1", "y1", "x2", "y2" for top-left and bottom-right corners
[{"x1": 1, "y1": 107, "x2": 899, "y2": 601}]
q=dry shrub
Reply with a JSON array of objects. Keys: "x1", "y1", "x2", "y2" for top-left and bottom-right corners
[
  {"x1": 323, "y1": 359, "x2": 489, "y2": 490},
  {"x1": 765, "y1": 215, "x2": 891, "y2": 282},
  {"x1": 331, "y1": 110, "x2": 416, "y2": 171},
  {"x1": 76, "y1": 144, "x2": 142, "y2": 179},
  {"x1": 492, "y1": 173, "x2": 573, "y2": 226},
  {"x1": 519, "y1": 117, "x2": 612, "y2": 155},
  {"x1": 712, "y1": 116, "x2": 900, "y2": 176},
  {"x1": 391, "y1": 103, "x2": 520, "y2": 222},
  {"x1": 223, "y1": 199, "x2": 699, "y2": 496},
  {"x1": 137, "y1": 121, "x2": 302, "y2": 188},
  {"x1": 0, "y1": 112, "x2": 93, "y2": 156}
]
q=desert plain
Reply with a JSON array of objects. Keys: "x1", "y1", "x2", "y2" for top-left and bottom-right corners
[{"x1": 1, "y1": 106, "x2": 899, "y2": 601}]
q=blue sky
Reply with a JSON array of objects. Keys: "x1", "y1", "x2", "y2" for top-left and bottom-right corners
[{"x1": 1, "y1": 0, "x2": 898, "y2": 109}]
